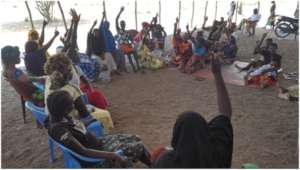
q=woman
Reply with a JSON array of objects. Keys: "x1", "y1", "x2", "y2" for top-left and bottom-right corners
[
  {"x1": 25, "y1": 29, "x2": 59, "y2": 76},
  {"x1": 28, "y1": 20, "x2": 51, "y2": 59},
  {"x1": 116, "y1": 7, "x2": 141, "y2": 72},
  {"x1": 153, "y1": 54, "x2": 233, "y2": 168},
  {"x1": 44, "y1": 53, "x2": 114, "y2": 132},
  {"x1": 222, "y1": 35, "x2": 238, "y2": 63},
  {"x1": 47, "y1": 90, "x2": 152, "y2": 168},
  {"x1": 184, "y1": 25, "x2": 208, "y2": 74},
  {"x1": 1, "y1": 45, "x2": 43, "y2": 106}
]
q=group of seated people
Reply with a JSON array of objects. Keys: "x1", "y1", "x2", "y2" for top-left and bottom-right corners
[
  {"x1": 171, "y1": 16, "x2": 239, "y2": 74},
  {"x1": 2, "y1": 7, "x2": 236, "y2": 168},
  {"x1": 236, "y1": 38, "x2": 282, "y2": 88}
]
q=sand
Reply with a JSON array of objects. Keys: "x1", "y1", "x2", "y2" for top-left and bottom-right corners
[{"x1": 1, "y1": 28, "x2": 299, "y2": 168}]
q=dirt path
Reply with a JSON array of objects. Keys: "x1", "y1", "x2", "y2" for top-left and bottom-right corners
[{"x1": 1, "y1": 30, "x2": 298, "y2": 168}]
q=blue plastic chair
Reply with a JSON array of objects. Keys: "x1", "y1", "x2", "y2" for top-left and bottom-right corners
[
  {"x1": 25, "y1": 101, "x2": 104, "y2": 162},
  {"x1": 25, "y1": 101, "x2": 47, "y2": 125},
  {"x1": 49, "y1": 137, "x2": 124, "y2": 168}
]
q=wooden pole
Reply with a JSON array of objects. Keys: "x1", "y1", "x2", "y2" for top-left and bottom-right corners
[
  {"x1": 191, "y1": 0, "x2": 195, "y2": 27},
  {"x1": 178, "y1": 1, "x2": 181, "y2": 25},
  {"x1": 159, "y1": 0, "x2": 161, "y2": 25},
  {"x1": 214, "y1": 0, "x2": 218, "y2": 21},
  {"x1": 135, "y1": 0, "x2": 138, "y2": 30},
  {"x1": 57, "y1": 1, "x2": 67, "y2": 32},
  {"x1": 204, "y1": 0, "x2": 208, "y2": 18},
  {"x1": 103, "y1": 0, "x2": 107, "y2": 20},
  {"x1": 25, "y1": 1, "x2": 34, "y2": 30},
  {"x1": 235, "y1": 1, "x2": 238, "y2": 23}
]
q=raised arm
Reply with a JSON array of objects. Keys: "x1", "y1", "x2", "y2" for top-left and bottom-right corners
[
  {"x1": 186, "y1": 25, "x2": 197, "y2": 45},
  {"x1": 173, "y1": 18, "x2": 179, "y2": 37},
  {"x1": 115, "y1": 7, "x2": 124, "y2": 33},
  {"x1": 68, "y1": 9, "x2": 80, "y2": 53},
  {"x1": 39, "y1": 20, "x2": 48, "y2": 46},
  {"x1": 202, "y1": 16, "x2": 209, "y2": 30},
  {"x1": 211, "y1": 53, "x2": 232, "y2": 119},
  {"x1": 86, "y1": 20, "x2": 97, "y2": 56},
  {"x1": 41, "y1": 30, "x2": 59, "y2": 51}
]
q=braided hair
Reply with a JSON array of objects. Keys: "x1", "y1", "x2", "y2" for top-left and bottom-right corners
[{"x1": 44, "y1": 53, "x2": 73, "y2": 90}]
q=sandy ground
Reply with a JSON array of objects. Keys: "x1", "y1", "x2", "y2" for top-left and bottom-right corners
[{"x1": 1, "y1": 29, "x2": 299, "y2": 168}]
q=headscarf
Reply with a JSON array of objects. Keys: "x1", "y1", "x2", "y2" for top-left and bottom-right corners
[
  {"x1": 28, "y1": 30, "x2": 39, "y2": 41},
  {"x1": 100, "y1": 21, "x2": 116, "y2": 53},
  {"x1": 171, "y1": 111, "x2": 212, "y2": 168}
]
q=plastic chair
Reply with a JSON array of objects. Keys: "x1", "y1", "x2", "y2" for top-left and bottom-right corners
[
  {"x1": 25, "y1": 101, "x2": 47, "y2": 125},
  {"x1": 25, "y1": 101, "x2": 104, "y2": 162},
  {"x1": 49, "y1": 137, "x2": 124, "y2": 168}
]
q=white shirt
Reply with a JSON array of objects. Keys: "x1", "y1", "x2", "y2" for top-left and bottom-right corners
[{"x1": 248, "y1": 14, "x2": 261, "y2": 22}]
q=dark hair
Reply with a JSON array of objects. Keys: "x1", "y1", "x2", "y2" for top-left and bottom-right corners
[
  {"x1": 253, "y1": 8, "x2": 258, "y2": 14},
  {"x1": 44, "y1": 53, "x2": 73, "y2": 89},
  {"x1": 270, "y1": 43, "x2": 278, "y2": 49},
  {"x1": 25, "y1": 40, "x2": 38, "y2": 53},
  {"x1": 266, "y1": 38, "x2": 273, "y2": 42},
  {"x1": 1, "y1": 45, "x2": 20, "y2": 66},
  {"x1": 47, "y1": 90, "x2": 73, "y2": 121},
  {"x1": 171, "y1": 111, "x2": 212, "y2": 168}
]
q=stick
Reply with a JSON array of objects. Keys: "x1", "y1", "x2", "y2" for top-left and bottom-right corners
[
  {"x1": 214, "y1": 0, "x2": 218, "y2": 21},
  {"x1": 159, "y1": 0, "x2": 161, "y2": 25},
  {"x1": 191, "y1": 0, "x2": 195, "y2": 27},
  {"x1": 135, "y1": 0, "x2": 138, "y2": 30},
  {"x1": 235, "y1": 1, "x2": 238, "y2": 23},
  {"x1": 57, "y1": 1, "x2": 67, "y2": 32},
  {"x1": 204, "y1": 0, "x2": 208, "y2": 18},
  {"x1": 103, "y1": 0, "x2": 107, "y2": 20},
  {"x1": 25, "y1": 1, "x2": 34, "y2": 30},
  {"x1": 178, "y1": 1, "x2": 181, "y2": 25}
]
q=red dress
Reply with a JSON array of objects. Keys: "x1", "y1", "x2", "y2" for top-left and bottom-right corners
[{"x1": 80, "y1": 82, "x2": 109, "y2": 109}]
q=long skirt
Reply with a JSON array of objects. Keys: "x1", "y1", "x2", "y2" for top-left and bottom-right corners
[{"x1": 98, "y1": 134, "x2": 149, "y2": 168}]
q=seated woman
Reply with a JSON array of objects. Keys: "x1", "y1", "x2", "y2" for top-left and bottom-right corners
[
  {"x1": 149, "y1": 15, "x2": 167, "y2": 50},
  {"x1": 238, "y1": 8, "x2": 261, "y2": 36},
  {"x1": 43, "y1": 53, "x2": 114, "y2": 132},
  {"x1": 153, "y1": 54, "x2": 233, "y2": 168},
  {"x1": 177, "y1": 34, "x2": 193, "y2": 72},
  {"x1": 244, "y1": 43, "x2": 282, "y2": 87},
  {"x1": 184, "y1": 25, "x2": 208, "y2": 74},
  {"x1": 138, "y1": 42, "x2": 165, "y2": 70},
  {"x1": 25, "y1": 29, "x2": 59, "y2": 76},
  {"x1": 116, "y1": 7, "x2": 141, "y2": 72},
  {"x1": 221, "y1": 35, "x2": 238, "y2": 64},
  {"x1": 28, "y1": 20, "x2": 51, "y2": 59},
  {"x1": 1, "y1": 45, "x2": 44, "y2": 106},
  {"x1": 47, "y1": 90, "x2": 152, "y2": 168}
]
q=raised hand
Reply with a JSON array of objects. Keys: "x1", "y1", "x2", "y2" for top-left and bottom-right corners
[
  {"x1": 70, "y1": 8, "x2": 80, "y2": 22},
  {"x1": 186, "y1": 24, "x2": 189, "y2": 30},
  {"x1": 54, "y1": 30, "x2": 60, "y2": 37},
  {"x1": 43, "y1": 20, "x2": 48, "y2": 26},
  {"x1": 120, "y1": 6, "x2": 125, "y2": 12},
  {"x1": 204, "y1": 16, "x2": 208, "y2": 21},
  {"x1": 193, "y1": 26, "x2": 197, "y2": 31},
  {"x1": 93, "y1": 20, "x2": 97, "y2": 26}
]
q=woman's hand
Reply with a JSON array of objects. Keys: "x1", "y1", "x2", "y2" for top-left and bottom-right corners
[{"x1": 112, "y1": 152, "x2": 127, "y2": 165}]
